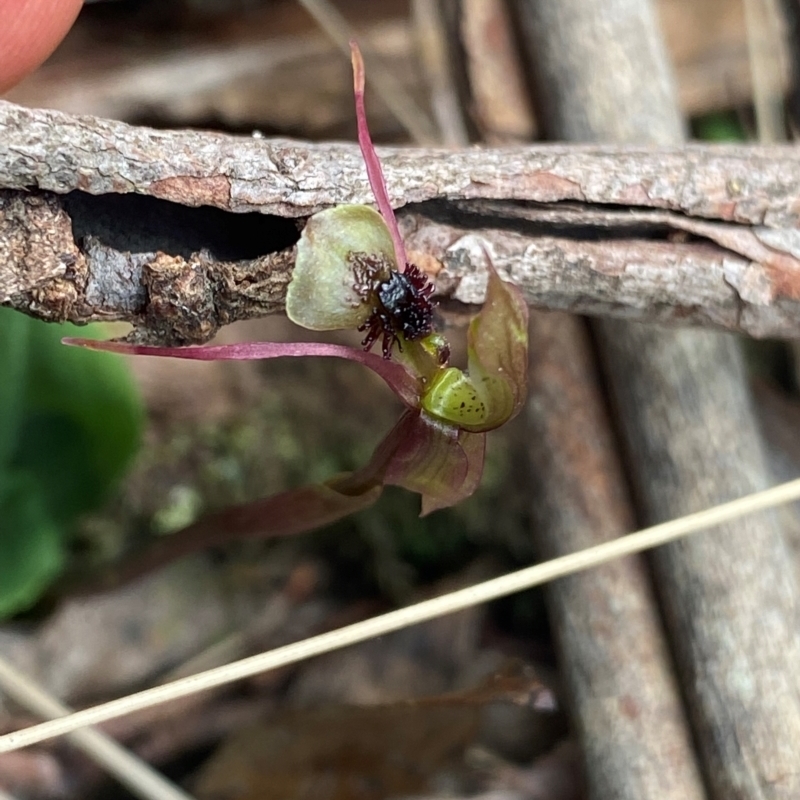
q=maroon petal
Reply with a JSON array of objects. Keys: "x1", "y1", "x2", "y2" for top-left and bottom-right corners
[
  {"x1": 63, "y1": 337, "x2": 422, "y2": 409},
  {"x1": 350, "y1": 41, "x2": 407, "y2": 272},
  {"x1": 334, "y1": 410, "x2": 486, "y2": 516},
  {"x1": 103, "y1": 482, "x2": 383, "y2": 586}
]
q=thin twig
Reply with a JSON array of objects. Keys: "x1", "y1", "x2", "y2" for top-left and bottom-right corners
[
  {"x1": 295, "y1": 0, "x2": 438, "y2": 144},
  {"x1": 2, "y1": 476, "x2": 800, "y2": 753},
  {"x1": 411, "y1": 0, "x2": 470, "y2": 146},
  {"x1": 0, "y1": 657, "x2": 195, "y2": 800},
  {"x1": 744, "y1": 0, "x2": 788, "y2": 142}
]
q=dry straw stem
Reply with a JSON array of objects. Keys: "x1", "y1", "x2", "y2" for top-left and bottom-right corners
[
  {"x1": 411, "y1": 0, "x2": 470, "y2": 146},
  {"x1": 295, "y1": 0, "x2": 437, "y2": 145},
  {"x1": 743, "y1": 0, "x2": 788, "y2": 143},
  {"x1": 0, "y1": 657, "x2": 195, "y2": 800},
  {"x1": 1, "y1": 477, "x2": 800, "y2": 754}
]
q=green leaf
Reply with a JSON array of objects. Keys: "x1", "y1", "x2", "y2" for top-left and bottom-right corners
[
  {"x1": 693, "y1": 111, "x2": 746, "y2": 142},
  {"x1": 287, "y1": 205, "x2": 397, "y2": 331},
  {"x1": 0, "y1": 309, "x2": 142, "y2": 615},
  {"x1": 13, "y1": 411, "x2": 102, "y2": 525},
  {"x1": 23, "y1": 318, "x2": 143, "y2": 495},
  {"x1": 421, "y1": 265, "x2": 528, "y2": 431},
  {"x1": 0, "y1": 307, "x2": 30, "y2": 464},
  {"x1": 0, "y1": 471, "x2": 63, "y2": 617}
]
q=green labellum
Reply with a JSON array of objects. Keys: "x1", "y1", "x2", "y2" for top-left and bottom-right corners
[
  {"x1": 422, "y1": 368, "x2": 489, "y2": 428},
  {"x1": 421, "y1": 366, "x2": 515, "y2": 433}
]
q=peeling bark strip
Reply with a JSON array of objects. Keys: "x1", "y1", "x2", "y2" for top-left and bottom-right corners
[
  {"x1": 8, "y1": 101, "x2": 800, "y2": 223},
  {"x1": 3, "y1": 100, "x2": 800, "y2": 340},
  {"x1": 401, "y1": 208, "x2": 800, "y2": 338}
]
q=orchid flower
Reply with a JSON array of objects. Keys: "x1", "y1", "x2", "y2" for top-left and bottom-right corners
[{"x1": 64, "y1": 43, "x2": 528, "y2": 569}]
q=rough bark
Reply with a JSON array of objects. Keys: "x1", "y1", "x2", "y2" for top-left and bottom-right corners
[
  {"x1": 4, "y1": 102, "x2": 800, "y2": 341},
  {"x1": 525, "y1": 312, "x2": 705, "y2": 800},
  {"x1": 596, "y1": 324, "x2": 800, "y2": 800},
  {"x1": 516, "y1": 1, "x2": 800, "y2": 798}
]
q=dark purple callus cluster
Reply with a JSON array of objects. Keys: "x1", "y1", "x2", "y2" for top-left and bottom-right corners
[{"x1": 354, "y1": 260, "x2": 436, "y2": 359}]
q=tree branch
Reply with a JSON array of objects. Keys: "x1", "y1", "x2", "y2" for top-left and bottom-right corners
[
  {"x1": 3, "y1": 100, "x2": 800, "y2": 341},
  {"x1": 514, "y1": 0, "x2": 800, "y2": 797},
  {"x1": 452, "y1": 3, "x2": 704, "y2": 795},
  {"x1": 525, "y1": 312, "x2": 705, "y2": 800}
]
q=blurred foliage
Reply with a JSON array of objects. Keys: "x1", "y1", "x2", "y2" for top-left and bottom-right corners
[
  {"x1": 692, "y1": 110, "x2": 747, "y2": 141},
  {"x1": 0, "y1": 308, "x2": 143, "y2": 617},
  {"x1": 692, "y1": 110, "x2": 800, "y2": 396},
  {"x1": 742, "y1": 337, "x2": 798, "y2": 393}
]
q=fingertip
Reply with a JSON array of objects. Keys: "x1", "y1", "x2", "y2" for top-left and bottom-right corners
[{"x1": 0, "y1": 0, "x2": 83, "y2": 93}]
